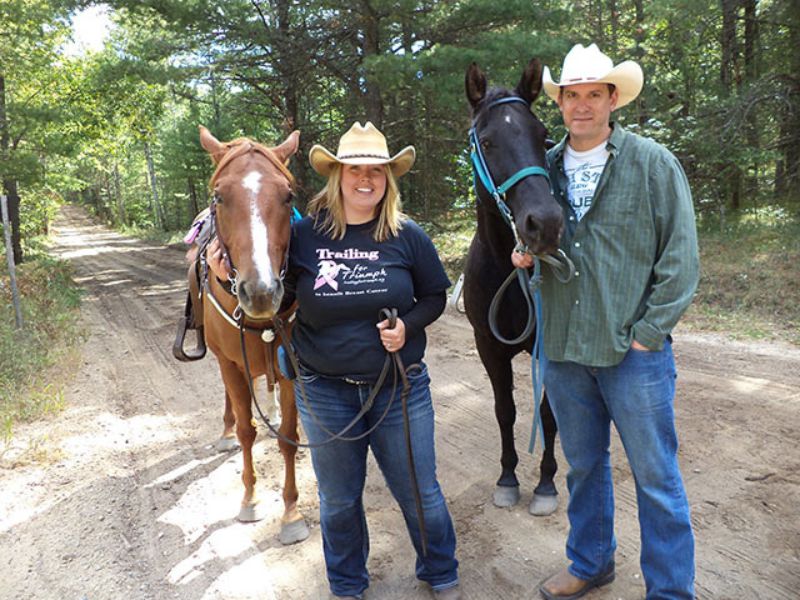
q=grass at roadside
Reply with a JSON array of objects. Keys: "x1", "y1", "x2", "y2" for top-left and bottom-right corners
[
  {"x1": 683, "y1": 208, "x2": 800, "y2": 344},
  {"x1": 0, "y1": 240, "x2": 83, "y2": 444},
  {"x1": 424, "y1": 206, "x2": 800, "y2": 346}
]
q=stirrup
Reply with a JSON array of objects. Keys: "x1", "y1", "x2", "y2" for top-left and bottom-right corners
[{"x1": 172, "y1": 291, "x2": 207, "y2": 361}]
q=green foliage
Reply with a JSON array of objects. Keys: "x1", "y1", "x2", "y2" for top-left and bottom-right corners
[{"x1": 0, "y1": 242, "x2": 83, "y2": 441}]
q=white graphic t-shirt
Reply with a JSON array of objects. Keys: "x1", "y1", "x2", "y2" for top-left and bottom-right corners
[{"x1": 563, "y1": 140, "x2": 610, "y2": 221}]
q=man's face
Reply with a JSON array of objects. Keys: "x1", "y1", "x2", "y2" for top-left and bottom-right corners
[{"x1": 557, "y1": 83, "x2": 618, "y2": 150}]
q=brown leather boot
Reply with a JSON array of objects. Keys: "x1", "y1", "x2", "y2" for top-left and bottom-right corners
[{"x1": 539, "y1": 562, "x2": 615, "y2": 600}]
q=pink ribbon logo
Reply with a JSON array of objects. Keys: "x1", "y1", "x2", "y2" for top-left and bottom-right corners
[{"x1": 314, "y1": 260, "x2": 351, "y2": 291}]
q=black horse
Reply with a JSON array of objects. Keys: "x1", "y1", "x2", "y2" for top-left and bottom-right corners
[{"x1": 463, "y1": 59, "x2": 564, "y2": 515}]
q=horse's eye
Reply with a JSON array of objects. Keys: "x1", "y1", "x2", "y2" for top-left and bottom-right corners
[
  {"x1": 213, "y1": 191, "x2": 224, "y2": 205},
  {"x1": 481, "y1": 139, "x2": 491, "y2": 152},
  {"x1": 286, "y1": 189, "x2": 296, "y2": 205}
]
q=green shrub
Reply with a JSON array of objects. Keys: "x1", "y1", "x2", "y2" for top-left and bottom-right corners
[{"x1": 0, "y1": 243, "x2": 83, "y2": 443}]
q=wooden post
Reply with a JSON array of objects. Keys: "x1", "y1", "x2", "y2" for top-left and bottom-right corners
[{"x1": 1, "y1": 194, "x2": 23, "y2": 329}]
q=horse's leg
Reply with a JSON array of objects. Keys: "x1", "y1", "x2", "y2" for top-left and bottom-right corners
[
  {"x1": 218, "y1": 358, "x2": 264, "y2": 522},
  {"x1": 215, "y1": 389, "x2": 240, "y2": 452},
  {"x1": 275, "y1": 379, "x2": 309, "y2": 545},
  {"x1": 529, "y1": 391, "x2": 559, "y2": 516},
  {"x1": 476, "y1": 334, "x2": 521, "y2": 507}
]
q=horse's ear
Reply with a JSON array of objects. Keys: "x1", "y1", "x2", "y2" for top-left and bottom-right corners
[
  {"x1": 273, "y1": 130, "x2": 301, "y2": 164},
  {"x1": 199, "y1": 125, "x2": 226, "y2": 164},
  {"x1": 515, "y1": 58, "x2": 543, "y2": 105},
  {"x1": 466, "y1": 62, "x2": 487, "y2": 109}
]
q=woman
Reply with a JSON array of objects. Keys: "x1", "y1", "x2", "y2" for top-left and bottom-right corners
[{"x1": 209, "y1": 122, "x2": 460, "y2": 600}]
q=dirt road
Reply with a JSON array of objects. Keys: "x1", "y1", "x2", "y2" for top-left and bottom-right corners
[{"x1": 1, "y1": 205, "x2": 798, "y2": 600}]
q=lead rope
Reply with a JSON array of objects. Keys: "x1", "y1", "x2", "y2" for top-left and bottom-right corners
[
  {"x1": 378, "y1": 308, "x2": 428, "y2": 557},
  {"x1": 239, "y1": 309, "x2": 429, "y2": 554}
]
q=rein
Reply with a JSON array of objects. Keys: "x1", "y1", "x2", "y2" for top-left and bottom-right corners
[
  {"x1": 470, "y1": 95, "x2": 575, "y2": 454},
  {"x1": 236, "y1": 306, "x2": 429, "y2": 555}
]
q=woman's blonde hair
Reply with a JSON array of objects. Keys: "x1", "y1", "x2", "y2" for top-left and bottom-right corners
[{"x1": 306, "y1": 164, "x2": 405, "y2": 242}]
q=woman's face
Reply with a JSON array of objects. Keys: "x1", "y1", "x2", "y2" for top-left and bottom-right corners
[{"x1": 340, "y1": 163, "x2": 388, "y2": 219}]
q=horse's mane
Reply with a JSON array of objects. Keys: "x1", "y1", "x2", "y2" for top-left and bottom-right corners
[{"x1": 209, "y1": 138, "x2": 295, "y2": 189}]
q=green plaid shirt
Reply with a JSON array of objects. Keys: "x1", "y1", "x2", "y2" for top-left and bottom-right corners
[{"x1": 541, "y1": 123, "x2": 699, "y2": 367}]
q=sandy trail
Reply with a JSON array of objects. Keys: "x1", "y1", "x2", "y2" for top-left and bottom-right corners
[{"x1": 1, "y1": 205, "x2": 798, "y2": 599}]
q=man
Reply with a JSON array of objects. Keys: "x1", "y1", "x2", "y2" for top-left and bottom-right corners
[{"x1": 512, "y1": 43, "x2": 699, "y2": 599}]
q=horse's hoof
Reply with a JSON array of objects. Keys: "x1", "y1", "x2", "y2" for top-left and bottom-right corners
[
  {"x1": 216, "y1": 436, "x2": 240, "y2": 452},
  {"x1": 493, "y1": 485, "x2": 521, "y2": 508},
  {"x1": 279, "y1": 519, "x2": 309, "y2": 545},
  {"x1": 529, "y1": 493, "x2": 558, "y2": 516},
  {"x1": 238, "y1": 502, "x2": 267, "y2": 522}
]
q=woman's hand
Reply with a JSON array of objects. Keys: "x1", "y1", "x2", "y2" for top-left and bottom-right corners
[
  {"x1": 207, "y1": 238, "x2": 233, "y2": 280},
  {"x1": 377, "y1": 317, "x2": 406, "y2": 352}
]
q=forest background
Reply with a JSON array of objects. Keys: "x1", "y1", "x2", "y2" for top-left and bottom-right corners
[{"x1": 3, "y1": 0, "x2": 800, "y2": 255}]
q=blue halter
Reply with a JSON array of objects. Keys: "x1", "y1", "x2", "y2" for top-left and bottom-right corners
[{"x1": 469, "y1": 96, "x2": 550, "y2": 236}]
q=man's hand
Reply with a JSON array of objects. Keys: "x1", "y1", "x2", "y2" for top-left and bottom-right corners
[
  {"x1": 510, "y1": 250, "x2": 534, "y2": 270},
  {"x1": 631, "y1": 340, "x2": 651, "y2": 352}
]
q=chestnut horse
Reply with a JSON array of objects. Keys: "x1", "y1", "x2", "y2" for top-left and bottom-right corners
[
  {"x1": 189, "y1": 126, "x2": 308, "y2": 544},
  {"x1": 462, "y1": 59, "x2": 563, "y2": 515}
]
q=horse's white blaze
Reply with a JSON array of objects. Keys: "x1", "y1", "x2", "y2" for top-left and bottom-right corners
[
  {"x1": 504, "y1": 115, "x2": 512, "y2": 124},
  {"x1": 242, "y1": 170, "x2": 273, "y2": 283}
]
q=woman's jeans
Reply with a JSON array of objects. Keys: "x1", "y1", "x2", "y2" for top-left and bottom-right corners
[
  {"x1": 294, "y1": 362, "x2": 459, "y2": 598},
  {"x1": 543, "y1": 341, "x2": 695, "y2": 600}
]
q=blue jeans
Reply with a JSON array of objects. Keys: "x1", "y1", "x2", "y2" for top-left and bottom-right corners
[
  {"x1": 543, "y1": 341, "x2": 695, "y2": 600},
  {"x1": 294, "y1": 362, "x2": 459, "y2": 598}
]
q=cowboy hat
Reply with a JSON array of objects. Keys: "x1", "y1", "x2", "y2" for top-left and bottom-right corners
[
  {"x1": 309, "y1": 122, "x2": 415, "y2": 177},
  {"x1": 542, "y1": 43, "x2": 644, "y2": 109}
]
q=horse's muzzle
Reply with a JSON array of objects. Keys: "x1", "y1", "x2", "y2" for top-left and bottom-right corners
[
  {"x1": 237, "y1": 277, "x2": 284, "y2": 319},
  {"x1": 520, "y1": 212, "x2": 563, "y2": 255}
]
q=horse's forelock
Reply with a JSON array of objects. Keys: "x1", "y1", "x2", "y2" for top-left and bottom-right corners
[
  {"x1": 473, "y1": 87, "x2": 516, "y2": 119},
  {"x1": 209, "y1": 138, "x2": 295, "y2": 190}
]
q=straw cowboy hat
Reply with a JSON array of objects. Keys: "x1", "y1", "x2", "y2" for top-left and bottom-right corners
[
  {"x1": 543, "y1": 43, "x2": 644, "y2": 109},
  {"x1": 309, "y1": 121, "x2": 415, "y2": 177}
]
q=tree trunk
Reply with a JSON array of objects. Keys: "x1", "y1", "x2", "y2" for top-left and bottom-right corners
[
  {"x1": 0, "y1": 74, "x2": 22, "y2": 263},
  {"x1": 360, "y1": 1, "x2": 384, "y2": 127},
  {"x1": 633, "y1": 0, "x2": 646, "y2": 126},
  {"x1": 783, "y1": 0, "x2": 800, "y2": 197},
  {"x1": 720, "y1": 0, "x2": 742, "y2": 210},
  {"x1": 721, "y1": 0, "x2": 739, "y2": 90},
  {"x1": 114, "y1": 163, "x2": 126, "y2": 225},
  {"x1": 743, "y1": 0, "x2": 758, "y2": 200},
  {"x1": 188, "y1": 177, "x2": 199, "y2": 217},
  {"x1": 608, "y1": 0, "x2": 618, "y2": 53},
  {"x1": 275, "y1": 0, "x2": 309, "y2": 201},
  {"x1": 143, "y1": 140, "x2": 164, "y2": 230}
]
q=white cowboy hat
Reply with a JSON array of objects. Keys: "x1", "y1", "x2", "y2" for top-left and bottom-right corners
[
  {"x1": 542, "y1": 43, "x2": 644, "y2": 109},
  {"x1": 309, "y1": 121, "x2": 416, "y2": 177}
]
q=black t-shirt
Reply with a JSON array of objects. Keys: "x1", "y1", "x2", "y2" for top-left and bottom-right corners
[{"x1": 286, "y1": 215, "x2": 450, "y2": 380}]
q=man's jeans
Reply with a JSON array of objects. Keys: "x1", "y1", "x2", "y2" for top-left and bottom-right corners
[
  {"x1": 543, "y1": 341, "x2": 695, "y2": 600},
  {"x1": 294, "y1": 362, "x2": 459, "y2": 598}
]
